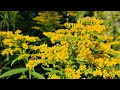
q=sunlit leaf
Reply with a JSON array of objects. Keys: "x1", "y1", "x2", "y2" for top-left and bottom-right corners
[{"x1": 0, "y1": 68, "x2": 27, "y2": 78}]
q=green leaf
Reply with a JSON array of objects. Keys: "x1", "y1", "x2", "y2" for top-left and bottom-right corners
[
  {"x1": 2, "y1": 67, "x2": 11, "y2": 71},
  {"x1": 117, "y1": 28, "x2": 120, "y2": 33},
  {"x1": 11, "y1": 58, "x2": 18, "y2": 66},
  {"x1": 45, "y1": 70, "x2": 63, "y2": 75},
  {"x1": 42, "y1": 67, "x2": 63, "y2": 75},
  {"x1": 0, "y1": 68, "x2": 28, "y2": 79},
  {"x1": 31, "y1": 71, "x2": 45, "y2": 79},
  {"x1": 76, "y1": 11, "x2": 85, "y2": 22},
  {"x1": 45, "y1": 72, "x2": 55, "y2": 75},
  {"x1": 42, "y1": 67, "x2": 54, "y2": 71}
]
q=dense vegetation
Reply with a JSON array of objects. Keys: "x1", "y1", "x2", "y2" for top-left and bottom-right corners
[{"x1": 0, "y1": 11, "x2": 120, "y2": 79}]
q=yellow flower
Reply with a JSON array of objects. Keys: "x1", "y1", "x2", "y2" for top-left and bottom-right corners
[
  {"x1": 93, "y1": 70, "x2": 102, "y2": 77},
  {"x1": 103, "y1": 73, "x2": 110, "y2": 79},
  {"x1": 37, "y1": 59, "x2": 44, "y2": 64},
  {"x1": 14, "y1": 35, "x2": 23, "y2": 40},
  {"x1": 79, "y1": 64, "x2": 86, "y2": 71},
  {"x1": 1, "y1": 48, "x2": 14, "y2": 55},
  {"x1": 8, "y1": 43, "x2": 13, "y2": 47},
  {"x1": 26, "y1": 60, "x2": 36, "y2": 70},
  {"x1": 30, "y1": 45, "x2": 39, "y2": 50},
  {"x1": 24, "y1": 35, "x2": 40, "y2": 42},
  {"x1": 100, "y1": 44, "x2": 111, "y2": 52},
  {"x1": 65, "y1": 68, "x2": 81, "y2": 79},
  {"x1": 2, "y1": 39, "x2": 13, "y2": 45},
  {"x1": 115, "y1": 70, "x2": 120, "y2": 77},
  {"x1": 39, "y1": 44, "x2": 48, "y2": 52},
  {"x1": 0, "y1": 31, "x2": 13, "y2": 37},
  {"x1": 48, "y1": 74, "x2": 60, "y2": 79},
  {"x1": 61, "y1": 41, "x2": 67, "y2": 45},
  {"x1": 14, "y1": 48, "x2": 21, "y2": 52},
  {"x1": 15, "y1": 30, "x2": 22, "y2": 34},
  {"x1": 104, "y1": 59, "x2": 115, "y2": 67},
  {"x1": 95, "y1": 58, "x2": 104, "y2": 68},
  {"x1": 76, "y1": 69, "x2": 82, "y2": 79},
  {"x1": 22, "y1": 43, "x2": 28, "y2": 49}
]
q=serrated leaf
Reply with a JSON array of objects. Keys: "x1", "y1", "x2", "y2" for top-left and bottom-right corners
[
  {"x1": 31, "y1": 71, "x2": 45, "y2": 79},
  {"x1": 0, "y1": 68, "x2": 28, "y2": 79}
]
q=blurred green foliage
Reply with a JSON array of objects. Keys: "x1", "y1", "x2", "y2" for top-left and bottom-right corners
[
  {"x1": 93, "y1": 11, "x2": 120, "y2": 51},
  {"x1": 93, "y1": 11, "x2": 120, "y2": 37},
  {"x1": 0, "y1": 11, "x2": 19, "y2": 31}
]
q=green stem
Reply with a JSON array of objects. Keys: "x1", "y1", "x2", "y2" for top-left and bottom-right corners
[
  {"x1": 29, "y1": 70, "x2": 31, "y2": 79},
  {"x1": 13, "y1": 15, "x2": 16, "y2": 32}
]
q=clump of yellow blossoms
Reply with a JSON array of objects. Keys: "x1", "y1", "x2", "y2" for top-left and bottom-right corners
[
  {"x1": 93, "y1": 69, "x2": 102, "y2": 77},
  {"x1": 26, "y1": 60, "x2": 36, "y2": 70},
  {"x1": 1, "y1": 30, "x2": 40, "y2": 56},
  {"x1": 1, "y1": 17, "x2": 120, "y2": 79},
  {"x1": 65, "y1": 68, "x2": 82, "y2": 79},
  {"x1": 26, "y1": 59, "x2": 44, "y2": 70},
  {"x1": 42, "y1": 17, "x2": 120, "y2": 79},
  {"x1": 33, "y1": 11, "x2": 62, "y2": 32},
  {"x1": 0, "y1": 30, "x2": 40, "y2": 71},
  {"x1": 48, "y1": 74, "x2": 60, "y2": 79}
]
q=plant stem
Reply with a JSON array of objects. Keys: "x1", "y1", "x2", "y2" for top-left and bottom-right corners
[{"x1": 29, "y1": 71, "x2": 31, "y2": 79}]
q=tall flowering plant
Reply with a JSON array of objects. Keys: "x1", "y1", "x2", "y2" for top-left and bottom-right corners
[{"x1": 0, "y1": 17, "x2": 120, "y2": 79}]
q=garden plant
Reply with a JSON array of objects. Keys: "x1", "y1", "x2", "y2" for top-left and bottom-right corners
[{"x1": 0, "y1": 11, "x2": 120, "y2": 79}]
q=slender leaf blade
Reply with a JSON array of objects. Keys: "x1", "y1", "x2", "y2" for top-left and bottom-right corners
[
  {"x1": 31, "y1": 71, "x2": 45, "y2": 79},
  {"x1": 0, "y1": 68, "x2": 28, "y2": 78},
  {"x1": 11, "y1": 58, "x2": 18, "y2": 66},
  {"x1": 42, "y1": 67, "x2": 63, "y2": 75},
  {"x1": 76, "y1": 11, "x2": 85, "y2": 22},
  {"x1": 42, "y1": 67, "x2": 54, "y2": 71}
]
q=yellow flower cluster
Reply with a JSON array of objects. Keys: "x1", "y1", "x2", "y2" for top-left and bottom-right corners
[
  {"x1": 22, "y1": 43, "x2": 28, "y2": 50},
  {"x1": 1, "y1": 30, "x2": 40, "y2": 55},
  {"x1": 24, "y1": 35, "x2": 40, "y2": 42},
  {"x1": 33, "y1": 11, "x2": 62, "y2": 32},
  {"x1": 14, "y1": 29, "x2": 21, "y2": 34},
  {"x1": 1, "y1": 17, "x2": 120, "y2": 79},
  {"x1": 1, "y1": 48, "x2": 14, "y2": 55},
  {"x1": 78, "y1": 47, "x2": 92, "y2": 59},
  {"x1": 102, "y1": 69, "x2": 120, "y2": 79},
  {"x1": 65, "y1": 68, "x2": 82, "y2": 79},
  {"x1": 0, "y1": 31, "x2": 14, "y2": 38},
  {"x1": 17, "y1": 54, "x2": 30, "y2": 60},
  {"x1": 47, "y1": 74, "x2": 60, "y2": 79},
  {"x1": 98, "y1": 35, "x2": 113, "y2": 41},
  {"x1": 43, "y1": 17, "x2": 120, "y2": 79},
  {"x1": 79, "y1": 64, "x2": 87, "y2": 72},
  {"x1": 29, "y1": 45, "x2": 39, "y2": 51},
  {"x1": 32, "y1": 44, "x2": 69, "y2": 65},
  {"x1": 2, "y1": 39, "x2": 13, "y2": 47},
  {"x1": 26, "y1": 59, "x2": 44, "y2": 70},
  {"x1": 79, "y1": 17, "x2": 104, "y2": 25},
  {"x1": 26, "y1": 60, "x2": 36, "y2": 70},
  {"x1": 93, "y1": 69, "x2": 102, "y2": 77},
  {"x1": 0, "y1": 30, "x2": 41, "y2": 73}
]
